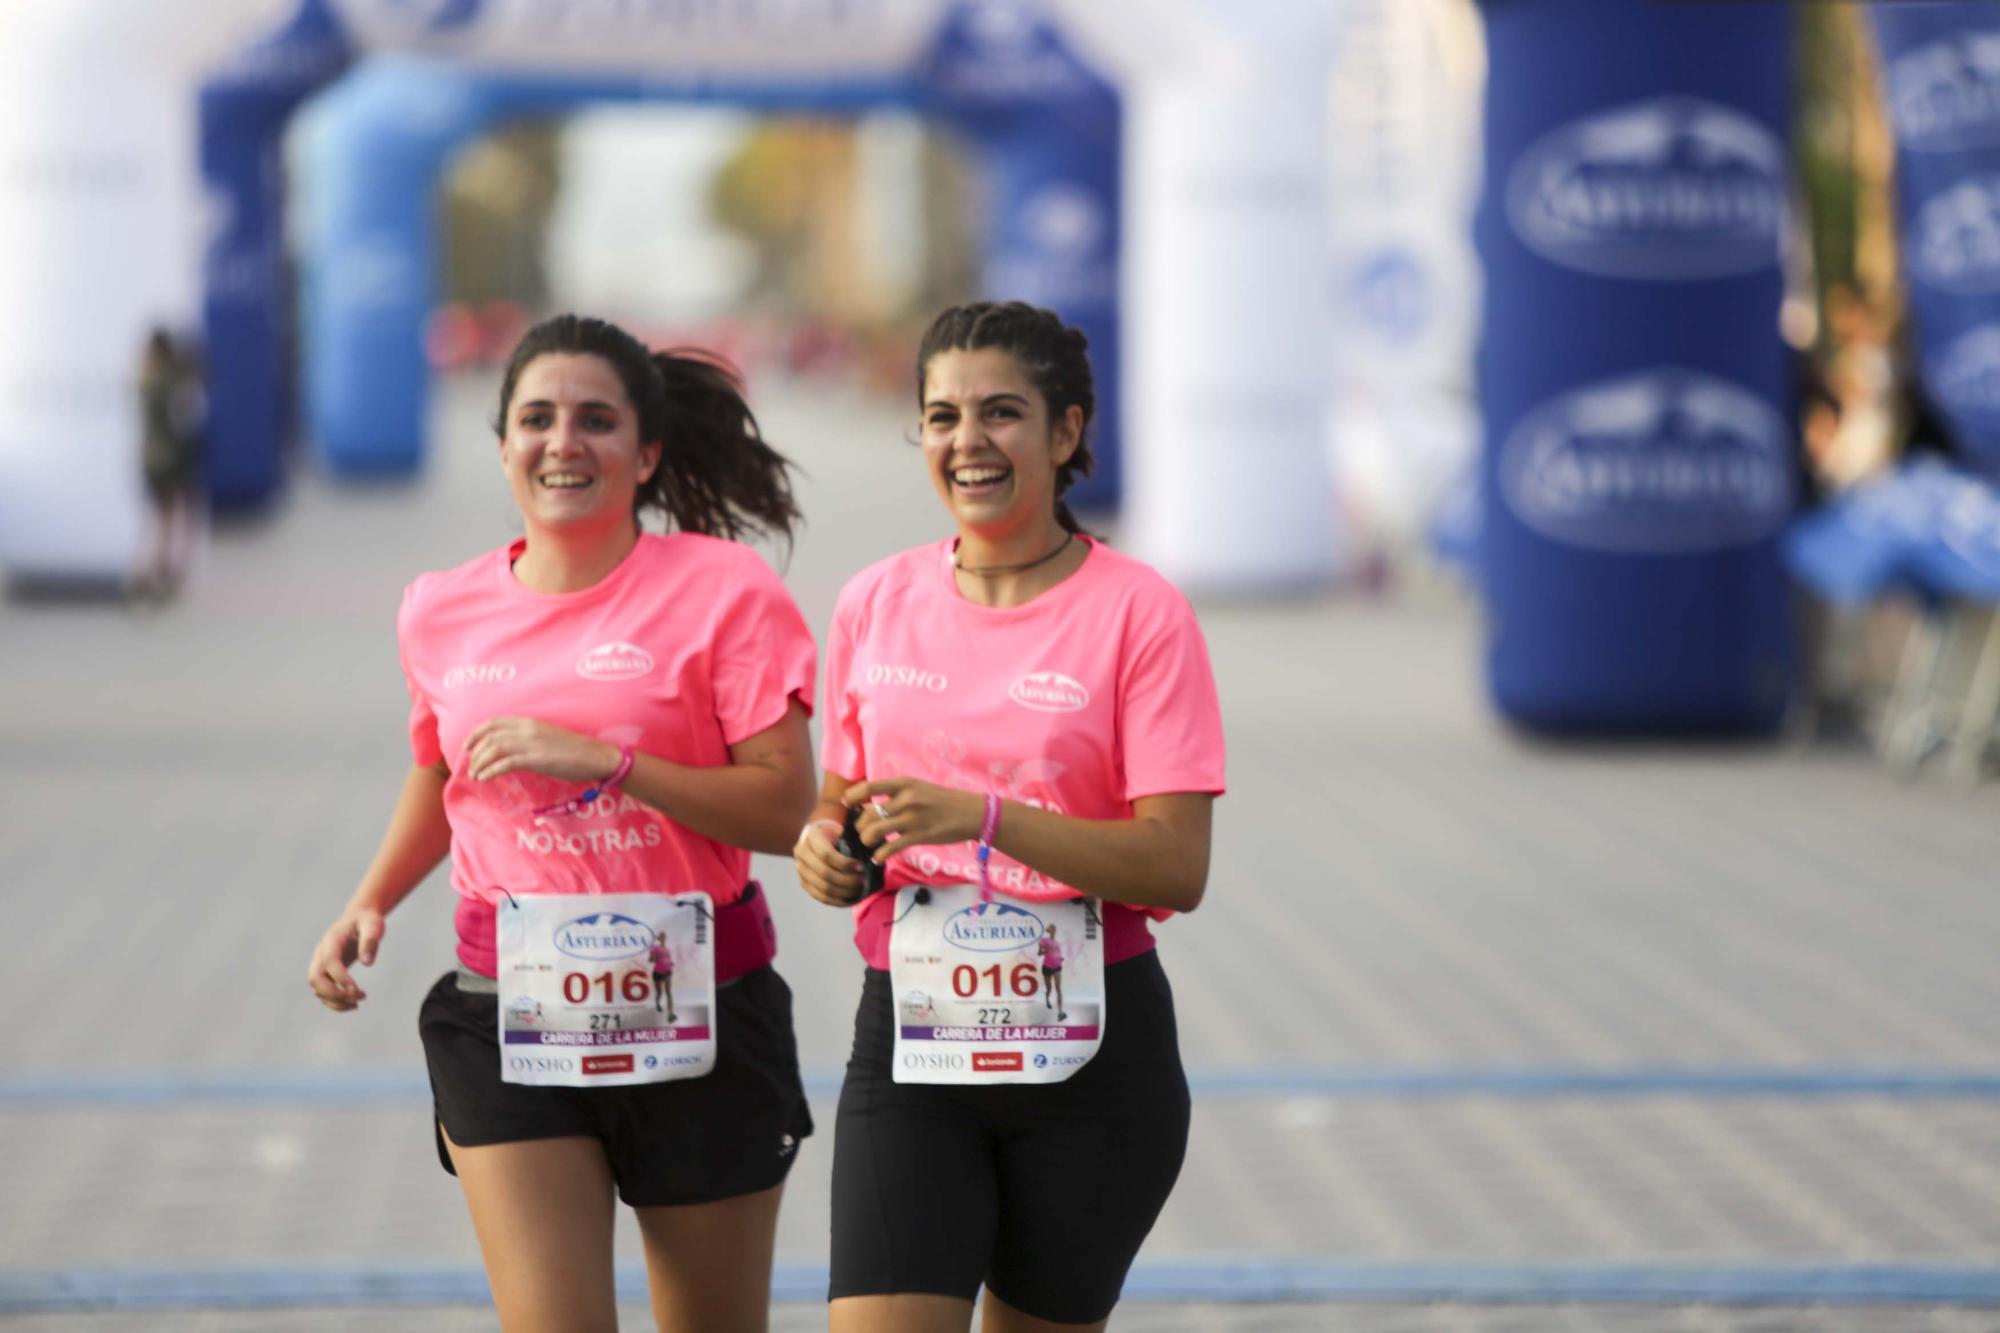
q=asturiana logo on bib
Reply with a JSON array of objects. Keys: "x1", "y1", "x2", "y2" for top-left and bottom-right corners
[
  {"x1": 1931, "y1": 325, "x2": 2000, "y2": 421},
  {"x1": 865, "y1": 663, "x2": 948, "y2": 692},
  {"x1": 1911, "y1": 179, "x2": 2000, "y2": 294},
  {"x1": 443, "y1": 662, "x2": 515, "y2": 688},
  {"x1": 1506, "y1": 96, "x2": 1784, "y2": 280},
  {"x1": 553, "y1": 911, "x2": 655, "y2": 962},
  {"x1": 943, "y1": 901, "x2": 1045, "y2": 953},
  {"x1": 1009, "y1": 672, "x2": 1089, "y2": 713},
  {"x1": 1500, "y1": 369, "x2": 1793, "y2": 554},
  {"x1": 577, "y1": 641, "x2": 654, "y2": 681},
  {"x1": 1889, "y1": 33, "x2": 2000, "y2": 153}
]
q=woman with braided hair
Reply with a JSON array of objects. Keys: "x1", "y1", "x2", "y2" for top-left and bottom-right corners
[{"x1": 796, "y1": 301, "x2": 1227, "y2": 1331}]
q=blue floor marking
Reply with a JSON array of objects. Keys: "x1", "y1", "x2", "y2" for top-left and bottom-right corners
[
  {"x1": 8, "y1": 1065, "x2": 2000, "y2": 1108},
  {"x1": 8, "y1": 1261, "x2": 2000, "y2": 1311}
]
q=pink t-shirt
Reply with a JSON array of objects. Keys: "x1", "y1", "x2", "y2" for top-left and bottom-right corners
[
  {"x1": 820, "y1": 537, "x2": 1226, "y2": 968},
  {"x1": 1038, "y1": 935, "x2": 1064, "y2": 970},
  {"x1": 399, "y1": 532, "x2": 816, "y2": 974}
]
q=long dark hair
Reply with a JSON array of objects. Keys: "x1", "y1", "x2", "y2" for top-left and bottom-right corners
[
  {"x1": 916, "y1": 301, "x2": 1096, "y2": 534},
  {"x1": 495, "y1": 314, "x2": 800, "y2": 547}
]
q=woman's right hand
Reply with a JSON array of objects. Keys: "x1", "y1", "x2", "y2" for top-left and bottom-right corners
[
  {"x1": 794, "y1": 817, "x2": 868, "y2": 907},
  {"x1": 307, "y1": 907, "x2": 386, "y2": 1011}
]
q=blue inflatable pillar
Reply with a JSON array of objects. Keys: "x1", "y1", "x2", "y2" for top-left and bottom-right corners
[
  {"x1": 302, "y1": 60, "x2": 499, "y2": 477},
  {"x1": 925, "y1": 5, "x2": 1123, "y2": 508},
  {"x1": 1478, "y1": 0, "x2": 1797, "y2": 732},
  {"x1": 199, "y1": 0, "x2": 352, "y2": 509},
  {"x1": 1870, "y1": 4, "x2": 2000, "y2": 478}
]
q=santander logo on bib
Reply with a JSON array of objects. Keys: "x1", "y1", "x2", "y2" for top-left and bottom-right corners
[
  {"x1": 1009, "y1": 671, "x2": 1089, "y2": 712},
  {"x1": 577, "y1": 641, "x2": 654, "y2": 681}
]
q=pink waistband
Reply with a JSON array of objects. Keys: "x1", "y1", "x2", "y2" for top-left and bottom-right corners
[{"x1": 455, "y1": 881, "x2": 778, "y2": 983}]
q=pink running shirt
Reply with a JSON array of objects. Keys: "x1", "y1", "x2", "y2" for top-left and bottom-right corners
[
  {"x1": 399, "y1": 533, "x2": 815, "y2": 975},
  {"x1": 820, "y1": 538, "x2": 1226, "y2": 968},
  {"x1": 1038, "y1": 936, "x2": 1064, "y2": 970}
]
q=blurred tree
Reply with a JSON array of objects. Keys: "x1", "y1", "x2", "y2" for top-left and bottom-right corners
[
  {"x1": 709, "y1": 117, "x2": 978, "y2": 332},
  {"x1": 1795, "y1": 7, "x2": 1901, "y2": 332},
  {"x1": 442, "y1": 121, "x2": 563, "y2": 308}
]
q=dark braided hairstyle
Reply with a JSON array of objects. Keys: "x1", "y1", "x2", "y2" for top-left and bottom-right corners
[
  {"x1": 494, "y1": 314, "x2": 800, "y2": 549},
  {"x1": 916, "y1": 301, "x2": 1096, "y2": 534}
]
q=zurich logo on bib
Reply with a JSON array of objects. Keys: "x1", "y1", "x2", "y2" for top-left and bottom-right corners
[
  {"x1": 1888, "y1": 31, "x2": 2000, "y2": 154},
  {"x1": 1500, "y1": 370, "x2": 1793, "y2": 553},
  {"x1": 1506, "y1": 97, "x2": 1784, "y2": 280}
]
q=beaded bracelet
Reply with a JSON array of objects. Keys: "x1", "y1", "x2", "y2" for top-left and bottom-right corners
[
  {"x1": 532, "y1": 744, "x2": 635, "y2": 820},
  {"x1": 975, "y1": 792, "x2": 1001, "y2": 902}
]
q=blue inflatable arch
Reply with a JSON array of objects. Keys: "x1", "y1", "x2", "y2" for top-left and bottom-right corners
[{"x1": 199, "y1": 0, "x2": 1121, "y2": 508}]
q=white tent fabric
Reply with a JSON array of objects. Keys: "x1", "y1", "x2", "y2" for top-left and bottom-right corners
[
  {"x1": 0, "y1": 0, "x2": 290, "y2": 579},
  {"x1": 1052, "y1": 0, "x2": 1342, "y2": 592}
]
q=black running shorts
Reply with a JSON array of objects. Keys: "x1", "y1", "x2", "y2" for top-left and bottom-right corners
[
  {"x1": 418, "y1": 964, "x2": 813, "y2": 1207},
  {"x1": 828, "y1": 950, "x2": 1191, "y2": 1324}
]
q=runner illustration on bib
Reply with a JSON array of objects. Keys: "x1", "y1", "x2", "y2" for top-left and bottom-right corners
[
  {"x1": 496, "y1": 890, "x2": 715, "y2": 1088},
  {"x1": 889, "y1": 885, "x2": 1102, "y2": 1085}
]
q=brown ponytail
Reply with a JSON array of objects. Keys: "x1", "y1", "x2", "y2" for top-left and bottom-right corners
[{"x1": 496, "y1": 314, "x2": 800, "y2": 549}]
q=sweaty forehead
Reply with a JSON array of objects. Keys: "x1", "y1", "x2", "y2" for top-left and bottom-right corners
[
  {"x1": 923, "y1": 347, "x2": 1035, "y2": 405},
  {"x1": 513, "y1": 352, "x2": 631, "y2": 410}
]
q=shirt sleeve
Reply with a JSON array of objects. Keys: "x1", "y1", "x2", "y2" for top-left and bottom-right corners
[
  {"x1": 817, "y1": 585, "x2": 867, "y2": 782},
  {"x1": 1119, "y1": 587, "x2": 1227, "y2": 802},
  {"x1": 710, "y1": 554, "x2": 817, "y2": 747},
  {"x1": 396, "y1": 582, "x2": 443, "y2": 768}
]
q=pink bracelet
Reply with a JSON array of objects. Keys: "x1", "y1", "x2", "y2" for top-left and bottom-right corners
[
  {"x1": 532, "y1": 744, "x2": 635, "y2": 820},
  {"x1": 602, "y1": 744, "x2": 636, "y2": 791},
  {"x1": 975, "y1": 792, "x2": 1001, "y2": 902}
]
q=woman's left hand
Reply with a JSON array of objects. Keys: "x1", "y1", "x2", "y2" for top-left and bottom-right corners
[
  {"x1": 464, "y1": 717, "x2": 620, "y2": 785},
  {"x1": 844, "y1": 777, "x2": 985, "y2": 862}
]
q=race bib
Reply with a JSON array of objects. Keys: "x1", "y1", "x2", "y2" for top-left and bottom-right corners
[
  {"x1": 495, "y1": 891, "x2": 715, "y2": 1087},
  {"x1": 888, "y1": 884, "x2": 1103, "y2": 1085}
]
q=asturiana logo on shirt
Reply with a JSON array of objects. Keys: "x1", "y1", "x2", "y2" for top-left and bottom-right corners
[
  {"x1": 943, "y1": 901, "x2": 1045, "y2": 953},
  {"x1": 443, "y1": 663, "x2": 516, "y2": 688},
  {"x1": 866, "y1": 663, "x2": 948, "y2": 692},
  {"x1": 553, "y1": 912, "x2": 655, "y2": 962},
  {"x1": 577, "y1": 641, "x2": 654, "y2": 681},
  {"x1": 1009, "y1": 671, "x2": 1089, "y2": 712}
]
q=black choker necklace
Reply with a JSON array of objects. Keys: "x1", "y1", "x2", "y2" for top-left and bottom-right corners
[{"x1": 954, "y1": 532, "x2": 1074, "y2": 578}]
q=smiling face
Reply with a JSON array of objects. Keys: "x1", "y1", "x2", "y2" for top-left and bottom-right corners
[
  {"x1": 919, "y1": 346, "x2": 1081, "y2": 544},
  {"x1": 499, "y1": 353, "x2": 660, "y2": 535}
]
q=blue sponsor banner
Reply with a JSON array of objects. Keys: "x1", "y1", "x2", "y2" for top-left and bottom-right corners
[
  {"x1": 1872, "y1": 4, "x2": 2000, "y2": 478},
  {"x1": 1477, "y1": 0, "x2": 1796, "y2": 732},
  {"x1": 922, "y1": 1, "x2": 1122, "y2": 507}
]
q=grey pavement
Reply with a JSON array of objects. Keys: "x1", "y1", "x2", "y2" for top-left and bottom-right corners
[{"x1": 3, "y1": 373, "x2": 2000, "y2": 1330}]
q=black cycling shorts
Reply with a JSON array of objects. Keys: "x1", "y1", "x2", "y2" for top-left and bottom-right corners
[
  {"x1": 418, "y1": 965, "x2": 813, "y2": 1208},
  {"x1": 828, "y1": 949, "x2": 1191, "y2": 1324}
]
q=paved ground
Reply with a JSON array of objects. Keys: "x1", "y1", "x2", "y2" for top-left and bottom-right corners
[{"x1": 3, "y1": 373, "x2": 1999, "y2": 1330}]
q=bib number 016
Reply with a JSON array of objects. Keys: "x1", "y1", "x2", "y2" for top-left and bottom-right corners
[
  {"x1": 562, "y1": 970, "x2": 654, "y2": 1005},
  {"x1": 951, "y1": 963, "x2": 1040, "y2": 999}
]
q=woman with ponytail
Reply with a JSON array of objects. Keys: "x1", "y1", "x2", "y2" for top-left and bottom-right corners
[
  {"x1": 308, "y1": 314, "x2": 816, "y2": 1332},
  {"x1": 796, "y1": 302, "x2": 1227, "y2": 1331}
]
